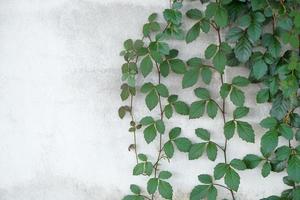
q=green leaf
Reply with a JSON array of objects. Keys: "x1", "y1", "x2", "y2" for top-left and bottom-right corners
[
  {"x1": 189, "y1": 101, "x2": 206, "y2": 119},
  {"x1": 156, "y1": 84, "x2": 169, "y2": 97},
  {"x1": 169, "y1": 59, "x2": 186, "y2": 74},
  {"x1": 275, "y1": 146, "x2": 291, "y2": 161},
  {"x1": 238, "y1": 15, "x2": 251, "y2": 27},
  {"x1": 160, "y1": 61, "x2": 170, "y2": 77},
  {"x1": 262, "y1": 34, "x2": 281, "y2": 58},
  {"x1": 198, "y1": 174, "x2": 213, "y2": 184},
  {"x1": 226, "y1": 27, "x2": 243, "y2": 42},
  {"x1": 174, "y1": 137, "x2": 192, "y2": 152},
  {"x1": 220, "y1": 83, "x2": 231, "y2": 99},
  {"x1": 122, "y1": 195, "x2": 143, "y2": 200},
  {"x1": 230, "y1": 159, "x2": 246, "y2": 170},
  {"x1": 195, "y1": 128, "x2": 210, "y2": 141},
  {"x1": 260, "y1": 117, "x2": 278, "y2": 129},
  {"x1": 140, "y1": 116, "x2": 154, "y2": 125},
  {"x1": 261, "y1": 130, "x2": 278, "y2": 155},
  {"x1": 141, "y1": 82, "x2": 154, "y2": 93},
  {"x1": 130, "y1": 184, "x2": 141, "y2": 194},
  {"x1": 138, "y1": 154, "x2": 147, "y2": 161},
  {"x1": 224, "y1": 120, "x2": 236, "y2": 140},
  {"x1": 186, "y1": 9, "x2": 202, "y2": 20},
  {"x1": 190, "y1": 185, "x2": 210, "y2": 200},
  {"x1": 232, "y1": 76, "x2": 250, "y2": 87},
  {"x1": 236, "y1": 121, "x2": 255, "y2": 143},
  {"x1": 155, "y1": 120, "x2": 165, "y2": 134},
  {"x1": 189, "y1": 143, "x2": 207, "y2": 160},
  {"x1": 252, "y1": 60, "x2": 268, "y2": 79},
  {"x1": 182, "y1": 67, "x2": 200, "y2": 88},
  {"x1": 118, "y1": 107, "x2": 126, "y2": 119},
  {"x1": 141, "y1": 55, "x2": 153, "y2": 77},
  {"x1": 147, "y1": 178, "x2": 158, "y2": 194},
  {"x1": 256, "y1": 88, "x2": 269, "y2": 103},
  {"x1": 251, "y1": 0, "x2": 267, "y2": 11},
  {"x1": 144, "y1": 124, "x2": 157, "y2": 144},
  {"x1": 233, "y1": 106, "x2": 249, "y2": 119},
  {"x1": 145, "y1": 90, "x2": 158, "y2": 110},
  {"x1": 201, "y1": 67, "x2": 212, "y2": 84},
  {"x1": 163, "y1": 141, "x2": 174, "y2": 158},
  {"x1": 287, "y1": 155, "x2": 300, "y2": 182},
  {"x1": 158, "y1": 180, "x2": 173, "y2": 199},
  {"x1": 224, "y1": 168, "x2": 240, "y2": 191},
  {"x1": 159, "y1": 171, "x2": 172, "y2": 179},
  {"x1": 169, "y1": 127, "x2": 181, "y2": 139},
  {"x1": 207, "y1": 142, "x2": 218, "y2": 161},
  {"x1": 234, "y1": 36, "x2": 252, "y2": 63},
  {"x1": 243, "y1": 154, "x2": 262, "y2": 169},
  {"x1": 213, "y1": 50, "x2": 226, "y2": 73},
  {"x1": 247, "y1": 21, "x2": 262, "y2": 42},
  {"x1": 148, "y1": 13, "x2": 158, "y2": 22},
  {"x1": 186, "y1": 22, "x2": 201, "y2": 43},
  {"x1": 164, "y1": 104, "x2": 173, "y2": 119},
  {"x1": 133, "y1": 163, "x2": 144, "y2": 175},
  {"x1": 205, "y1": 44, "x2": 218, "y2": 59},
  {"x1": 230, "y1": 87, "x2": 245, "y2": 106},
  {"x1": 207, "y1": 100, "x2": 218, "y2": 119},
  {"x1": 214, "y1": 163, "x2": 228, "y2": 179},
  {"x1": 279, "y1": 124, "x2": 293, "y2": 140},
  {"x1": 215, "y1": 5, "x2": 228, "y2": 28},
  {"x1": 173, "y1": 101, "x2": 189, "y2": 115},
  {"x1": 144, "y1": 162, "x2": 153, "y2": 176},
  {"x1": 207, "y1": 186, "x2": 217, "y2": 200},
  {"x1": 194, "y1": 87, "x2": 210, "y2": 99}
]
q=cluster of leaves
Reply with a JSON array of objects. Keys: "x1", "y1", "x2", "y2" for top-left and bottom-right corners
[{"x1": 119, "y1": 0, "x2": 300, "y2": 200}]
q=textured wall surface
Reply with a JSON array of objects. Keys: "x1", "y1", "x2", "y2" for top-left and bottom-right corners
[{"x1": 0, "y1": 0, "x2": 288, "y2": 199}]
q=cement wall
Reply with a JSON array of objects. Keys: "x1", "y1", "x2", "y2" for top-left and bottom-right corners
[{"x1": 0, "y1": 0, "x2": 287, "y2": 199}]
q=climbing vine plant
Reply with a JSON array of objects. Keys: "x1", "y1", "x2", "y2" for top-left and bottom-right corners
[{"x1": 118, "y1": 0, "x2": 300, "y2": 199}]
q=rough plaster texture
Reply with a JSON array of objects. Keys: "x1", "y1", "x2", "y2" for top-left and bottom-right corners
[{"x1": 0, "y1": 0, "x2": 288, "y2": 199}]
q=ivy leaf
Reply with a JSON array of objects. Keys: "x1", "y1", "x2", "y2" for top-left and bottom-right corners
[
  {"x1": 236, "y1": 121, "x2": 255, "y2": 143},
  {"x1": 231, "y1": 76, "x2": 250, "y2": 87},
  {"x1": 247, "y1": 21, "x2": 262, "y2": 42},
  {"x1": 144, "y1": 124, "x2": 157, "y2": 144},
  {"x1": 130, "y1": 184, "x2": 141, "y2": 194},
  {"x1": 133, "y1": 163, "x2": 144, "y2": 175},
  {"x1": 278, "y1": 124, "x2": 293, "y2": 140},
  {"x1": 147, "y1": 178, "x2": 158, "y2": 194},
  {"x1": 275, "y1": 146, "x2": 291, "y2": 161},
  {"x1": 190, "y1": 185, "x2": 210, "y2": 200},
  {"x1": 243, "y1": 154, "x2": 262, "y2": 169},
  {"x1": 233, "y1": 106, "x2": 249, "y2": 119},
  {"x1": 186, "y1": 9, "x2": 203, "y2": 20},
  {"x1": 158, "y1": 180, "x2": 173, "y2": 199},
  {"x1": 174, "y1": 137, "x2": 192, "y2": 152},
  {"x1": 261, "y1": 130, "x2": 278, "y2": 155},
  {"x1": 207, "y1": 142, "x2": 218, "y2": 161},
  {"x1": 252, "y1": 60, "x2": 268, "y2": 80},
  {"x1": 256, "y1": 88, "x2": 269, "y2": 103},
  {"x1": 214, "y1": 5, "x2": 228, "y2": 28},
  {"x1": 155, "y1": 120, "x2": 165, "y2": 134},
  {"x1": 224, "y1": 120, "x2": 236, "y2": 140},
  {"x1": 164, "y1": 104, "x2": 173, "y2": 119},
  {"x1": 123, "y1": 195, "x2": 143, "y2": 200},
  {"x1": 195, "y1": 128, "x2": 211, "y2": 141},
  {"x1": 145, "y1": 90, "x2": 158, "y2": 110},
  {"x1": 169, "y1": 127, "x2": 181, "y2": 139},
  {"x1": 220, "y1": 83, "x2": 231, "y2": 99},
  {"x1": 194, "y1": 87, "x2": 210, "y2": 100},
  {"x1": 189, "y1": 143, "x2": 207, "y2": 160},
  {"x1": 213, "y1": 50, "x2": 226, "y2": 73},
  {"x1": 230, "y1": 87, "x2": 245, "y2": 106},
  {"x1": 163, "y1": 141, "x2": 174, "y2": 158},
  {"x1": 230, "y1": 159, "x2": 246, "y2": 171},
  {"x1": 214, "y1": 163, "x2": 228, "y2": 179},
  {"x1": 234, "y1": 35, "x2": 252, "y2": 63},
  {"x1": 287, "y1": 155, "x2": 300, "y2": 182},
  {"x1": 201, "y1": 67, "x2": 212, "y2": 84},
  {"x1": 207, "y1": 100, "x2": 218, "y2": 119},
  {"x1": 198, "y1": 174, "x2": 213, "y2": 184},
  {"x1": 205, "y1": 44, "x2": 218, "y2": 59},
  {"x1": 159, "y1": 171, "x2": 172, "y2": 179},
  {"x1": 189, "y1": 101, "x2": 206, "y2": 119},
  {"x1": 251, "y1": 0, "x2": 267, "y2": 11},
  {"x1": 156, "y1": 84, "x2": 169, "y2": 97},
  {"x1": 226, "y1": 27, "x2": 243, "y2": 42},
  {"x1": 169, "y1": 59, "x2": 186, "y2": 74},
  {"x1": 260, "y1": 117, "x2": 278, "y2": 129},
  {"x1": 186, "y1": 22, "x2": 201, "y2": 43},
  {"x1": 262, "y1": 34, "x2": 281, "y2": 58},
  {"x1": 140, "y1": 55, "x2": 153, "y2": 77},
  {"x1": 224, "y1": 168, "x2": 240, "y2": 191},
  {"x1": 173, "y1": 101, "x2": 189, "y2": 115},
  {"x1": 182, "y1": 67, "x2": 200, "y2": 88}
]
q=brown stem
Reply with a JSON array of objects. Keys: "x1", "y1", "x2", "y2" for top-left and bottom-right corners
[{"x1": 130, "y1": 95, "x2": 139, "y2": 164}]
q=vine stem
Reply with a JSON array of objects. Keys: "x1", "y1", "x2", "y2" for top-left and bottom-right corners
[
  {"x1": 213, "y1": 23, "x2": 236, "y2": 200},
  {"x1": 129, "y1": 95, "x2": 139, "y2": 164}
]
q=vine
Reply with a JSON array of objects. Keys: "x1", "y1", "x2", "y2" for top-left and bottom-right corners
[{"x1": 119, "y1": 0, "x2": 300, "y2": 199}]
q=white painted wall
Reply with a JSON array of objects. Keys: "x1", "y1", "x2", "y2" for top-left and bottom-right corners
[{"x1": 0, "y1": 0, "x2": 288, "y2": 199}]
